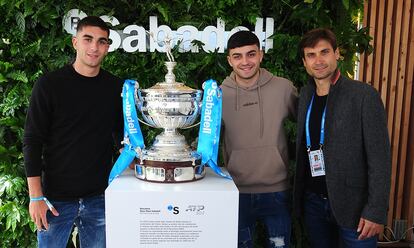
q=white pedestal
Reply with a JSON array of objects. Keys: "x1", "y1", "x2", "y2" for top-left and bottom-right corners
[{"x1": 105, "y1": 168, "x2": 239, "y2": 248}]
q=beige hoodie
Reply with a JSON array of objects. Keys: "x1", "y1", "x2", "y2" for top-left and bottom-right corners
[{"x1": 221, "y1": 68, "x2": 297, "y2": 193}]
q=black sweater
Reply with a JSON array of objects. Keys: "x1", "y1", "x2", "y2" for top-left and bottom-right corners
[{"x1": 23, "y1": 65, "x2": 123, "y2": 200}]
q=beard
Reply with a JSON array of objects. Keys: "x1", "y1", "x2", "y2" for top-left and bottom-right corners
[
  {"x1": 236, "y1": 68, "x2": 260, "y2": 80},
  {"x1": 308, "y1": 65, "x2": 336, "y2": 81}
]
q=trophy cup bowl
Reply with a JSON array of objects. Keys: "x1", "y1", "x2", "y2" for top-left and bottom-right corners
[
  {"x1": 134, "y1": 61, "x2": 205, "y2": 183},
  {"x1": 138, "y1": 85, "x2": 202, "y2": 129}
]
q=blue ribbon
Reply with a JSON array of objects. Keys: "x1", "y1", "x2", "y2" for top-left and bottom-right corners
[
  {"x1": 108, "y1": 79, "x2": 145, "y2": 184},
  {"x1": 197, "y1": 79, "x2": 232, "y2": 179}
]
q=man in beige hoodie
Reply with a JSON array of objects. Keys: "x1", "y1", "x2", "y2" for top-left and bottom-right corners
[{"x1": 221, "y1": 30, "x2": 297, "y2": 248}]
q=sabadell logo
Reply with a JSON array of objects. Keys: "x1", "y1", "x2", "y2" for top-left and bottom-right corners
[
  {"x1": 63, "y1": 9, "x2": 275, "y2": 53},
  {"x1": 167, "y1": 205, "x2": 180, "y2": 215}
]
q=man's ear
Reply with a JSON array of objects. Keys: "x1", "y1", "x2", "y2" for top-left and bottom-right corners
[
  {"x1": 72, "y1": 36, "x2": 78, "y2": 50},
  {"x1": 335, "y1": 48, "x2": 340, "y2": 60},
  {"x1": 103, "y1": 43, "x2": 109, "y2": 55},
  {"x1": 227, "y1": 55, "x2": 233, "y2": 67}
]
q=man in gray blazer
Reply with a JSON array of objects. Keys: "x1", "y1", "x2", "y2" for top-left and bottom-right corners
[{"x1": 294, "y1": 28, "x2": 391, "y2": 248}]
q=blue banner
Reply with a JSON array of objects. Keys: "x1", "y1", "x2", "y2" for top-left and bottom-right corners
[
  {"x1": 108, "y1": 80, "x2": 145, "y2": 184},
  {"x1": 197, "y1": 79, "x2": 232, "y2": 179}
]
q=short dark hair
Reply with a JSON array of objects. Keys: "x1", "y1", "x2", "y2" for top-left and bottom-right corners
[
  {"x1": 299, "y1": 28, "x2": 337, "y2": 58},
  {"x1": 227, "y1": 30, "x2": 260, "y2": 52},
  {"x1": 76, "y1": 16, "x2": 110, "y2": 37}
]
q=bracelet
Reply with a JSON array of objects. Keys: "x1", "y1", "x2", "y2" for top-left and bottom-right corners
[
  {"x1": 30, "y1": 196, "x2": 54, "y2": 211},
  {"x1": 30, "y1": 196, "x2": 45, "y2": 201}
]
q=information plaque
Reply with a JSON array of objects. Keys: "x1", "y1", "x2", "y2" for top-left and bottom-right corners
[{"x1": 105, "y1": 168, "x2": 239, "y2": 247}]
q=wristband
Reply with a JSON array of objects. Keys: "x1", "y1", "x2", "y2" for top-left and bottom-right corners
[
  {"x1": 30, "y1": 196, "x2": 45, "y2": 201},
  {"x1": 30, "y1": 196, "x2": 54, "y2": 211}
]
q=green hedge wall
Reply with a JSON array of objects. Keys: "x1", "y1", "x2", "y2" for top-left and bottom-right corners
[{"x1": 0, "y1": 0, "x2": 370, "y2": 247}]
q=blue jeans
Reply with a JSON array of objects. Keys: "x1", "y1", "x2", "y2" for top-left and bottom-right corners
[
  {"x1": 238, "y1": 191, "x2": 291, "y2": 248},
  {"x1": 37, "y1": 194, "x2": 106, "y2": 248},
  {"x1": 304, "y1": 191, "x2": 377, "y2": 248}
]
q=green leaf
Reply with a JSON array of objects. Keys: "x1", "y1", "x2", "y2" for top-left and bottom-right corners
[
  {"x1": 25, "y1": 39, "x2": 42, "y2": 54},
  {"x1": 0, "y1": 174, "x2": 26, "y2": 197},
  {"x1": 0, "y1": 175, "x2": 13, "y2": 196},
  {"x1": 0, "y1": 145, "x2": 7, "y2": 154},
  {"x1": 154, "y1": 3, "x2": 169, "y2": 22},
  {"x1": 7, "y1": 71, "x2": 28, "y2": 83},
  {"x1": 0, "y1": 61, "x2": 14, "y2": 72},
  {"x1": 0, "y1": 73, "x2": 7, "y2": 83},
  {"x1": 0, "y1": 83, "x2": 31, "y2": 117},
  {"x1": 15, "y1": 12, "x2": 25, "y2": 33},
  {"x1": 1, "y1": 201, "x2": 22, "y2": 232},
  {"x1": 342, "y1": 0, "x2": 350, "y2": 10},
  {"x1": 304, "y1": 0, "x2": 314, "y2": 3}
]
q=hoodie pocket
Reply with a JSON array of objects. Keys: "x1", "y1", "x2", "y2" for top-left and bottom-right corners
[{"x1": 227, "y1": 146, "x2": 288, "y2": 187}]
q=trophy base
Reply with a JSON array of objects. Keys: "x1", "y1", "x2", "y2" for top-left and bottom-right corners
[{"x1": 134, "y1": 159, "x2": 205, "y2": 183}]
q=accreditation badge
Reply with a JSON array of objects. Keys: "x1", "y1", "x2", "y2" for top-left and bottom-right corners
[{"x1": 308, "y1": 149, "x2": 326, "y2": 177}]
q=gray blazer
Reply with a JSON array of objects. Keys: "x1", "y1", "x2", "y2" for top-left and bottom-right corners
[{"x1": 293, "y1": 75, "x2": 391, "y2": 228}]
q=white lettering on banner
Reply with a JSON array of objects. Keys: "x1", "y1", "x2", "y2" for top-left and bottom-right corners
[
  {"x1": 124, "y1": 85, "x2": 138, "y2": 134},
  {"x1": 62, "y1": 9, "x2": 274, "y2": 53},
  {"x1": 202, "y1": 82, "x2": 218, "y2": 135}
]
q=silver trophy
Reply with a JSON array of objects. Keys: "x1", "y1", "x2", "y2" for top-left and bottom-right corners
[{"x1": 134, "y1": 39, "x2": 204, "y2": 183}]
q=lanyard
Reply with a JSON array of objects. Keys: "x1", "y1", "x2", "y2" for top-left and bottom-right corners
[{"x1": 305, "y1": 94, "x2": 327, "y2": 150}]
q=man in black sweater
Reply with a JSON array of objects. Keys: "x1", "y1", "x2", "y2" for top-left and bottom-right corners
[
  {"x1": 23, "y1": 16, "x2": 122, "y2": 247},
  {"x1": 294, "y1": 28, "x2": 391, "y2": 247}
]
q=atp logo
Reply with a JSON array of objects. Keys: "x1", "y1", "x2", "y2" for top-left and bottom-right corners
[
  {"x1": 167, "y1": 205, "x2": 180, "y2": 215},
  {"x1": 185, "y1": 205, "x2": 205, "y2": 215}
]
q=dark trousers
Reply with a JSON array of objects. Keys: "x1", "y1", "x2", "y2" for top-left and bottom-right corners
[{"x1": 304, "y1": 191, "x2": 377, "y2": 248}]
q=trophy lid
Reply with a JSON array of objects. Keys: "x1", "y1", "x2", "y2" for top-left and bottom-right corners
[
  {"x1": 142, "y1": 37, "x2": 200, "y2": 95},
  {"x1": 145, "y1": 83, "x2": 199, "y2": 93},
  {"x1": 142, "y1": 62, "x2": 199, "y2": 94}
]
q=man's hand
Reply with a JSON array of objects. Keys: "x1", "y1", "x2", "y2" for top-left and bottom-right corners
[
  {"x1": 29, "y1": 200, "x2": 59, "y2": 231},
  {"x1": 27, "y1": 177, "x2": 59, "y2": 230},
  {"x1": 357, "y1": 217, "x2": 383, "y2": 240}
]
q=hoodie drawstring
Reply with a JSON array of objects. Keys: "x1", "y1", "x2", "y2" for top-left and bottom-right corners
[
  {"x1": 258, "y1": 85, "x2": 264, "y2": 138},
  {"x1": 236, "y1": 84, "x2": 240, "y2": 111}
]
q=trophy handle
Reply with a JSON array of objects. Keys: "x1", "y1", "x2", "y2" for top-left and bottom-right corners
[
  {"x1": 137, "y1": 117, "x2": 157, "y2": 128},
  {"x1": 134, "y1": 81, "x2": 141, "y2": 107},
  {"x1": 181, "y1": 98, "x2": 202, "y2": 129},
  {"x1": 133, "y1": 81, "x2": 158, "y2": 128},
  {"x1": 181, "y1": 122, "x2": 200, "y2": 129}
]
